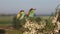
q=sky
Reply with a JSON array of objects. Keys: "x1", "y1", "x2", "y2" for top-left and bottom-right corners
[{"x1": 0, "y1": 0, "x2": 60, "y2": 15}]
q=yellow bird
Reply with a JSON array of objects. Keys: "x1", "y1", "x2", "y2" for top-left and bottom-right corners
[{"x1": 17, "y1": 10, "x2": 25, "y2": 20}]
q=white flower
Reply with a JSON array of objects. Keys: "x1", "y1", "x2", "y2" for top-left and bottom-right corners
[
  {"x1": 23, "y1": 31, "x2": 29, "y2": 34},
  {"x1": 29, "y1": 27, "x2": 32, "y2": 30}
]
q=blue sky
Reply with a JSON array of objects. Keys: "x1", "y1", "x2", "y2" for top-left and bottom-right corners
[{"x1": 0, "y1": 0, "x2": 60, "y2": 15}]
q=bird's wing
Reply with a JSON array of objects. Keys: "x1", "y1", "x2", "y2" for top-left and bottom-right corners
[
  {"x1": 17, "y1": 13, "x2": 21, "y2": 19},
  {"x1": 28, "y1": 11, "x2": 30, "y2": 16}
]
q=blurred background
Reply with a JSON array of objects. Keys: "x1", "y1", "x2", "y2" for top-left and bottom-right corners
[{"x1": 0, "y1": 0, "x2": 60, "y2": 15}]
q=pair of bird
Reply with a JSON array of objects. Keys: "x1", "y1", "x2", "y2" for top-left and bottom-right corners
[{"x1": 17, "y1": 8, "x2": 36, "y2": 20}]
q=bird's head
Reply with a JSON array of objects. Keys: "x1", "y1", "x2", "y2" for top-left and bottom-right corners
[
  {"x1": 29, "y1": 8, "x2": 36, "y2": 13},
  {"x1": 20, "y1": 10, "x2": 25, "y2": 14}
]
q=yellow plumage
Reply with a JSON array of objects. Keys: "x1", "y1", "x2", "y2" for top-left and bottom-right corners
[{"x1": 17, "y1": 13, "x2": 20, "y2": 19}]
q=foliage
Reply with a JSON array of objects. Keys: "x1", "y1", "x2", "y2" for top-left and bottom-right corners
[
  {"x1": 12, "y1": 16, "x2": 20, "y2": 29},
  {"x1": 35, "y1": 17, "x2": 42, "y2": 23},
  {"x1": 38, "y1": 29, "x2": 44, "y2": 33},
  {"x1": 45, "y1": 18, "x2": 54, "y2": 32},
  {"x1": 19, "y1": 18, "x2": 26, "y2": 25},
  {"x1": 0, "y1": 16, "x2": 55, "y2": 33},
  {"x1": 12, "y1": 16, "x2": 26, "y2": 30},
  {"x1": 28, "y1": 17, "x2": 35, "y2": 22}
]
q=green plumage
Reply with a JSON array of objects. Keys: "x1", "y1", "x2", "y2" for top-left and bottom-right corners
[{"x1": 29, "y1": 10, "x2": 35, "y2": 17}]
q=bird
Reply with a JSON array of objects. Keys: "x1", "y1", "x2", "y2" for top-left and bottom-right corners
[
  {"x1": 28, "y1": 8, "x2": 36, "y2": 17},
  {"x1": 17, "y1": 10, "x2": 25, "y2": 20}
]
